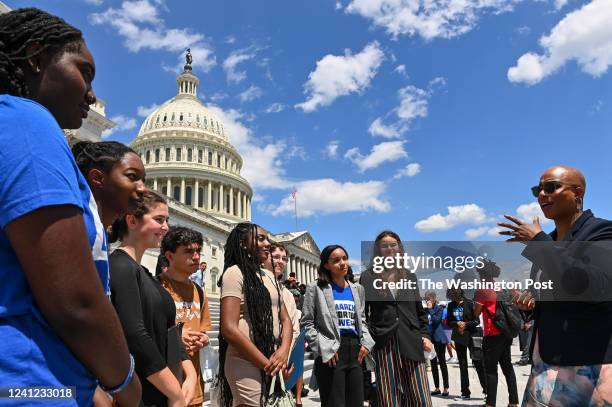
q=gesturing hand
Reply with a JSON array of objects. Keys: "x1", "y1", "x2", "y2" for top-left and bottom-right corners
[
  {"x1": 513, "y1": 290, "x2": 536, "y2": 311},
  {"x1": 498, "y1": 215, "x2": 543, "y2": 243}
]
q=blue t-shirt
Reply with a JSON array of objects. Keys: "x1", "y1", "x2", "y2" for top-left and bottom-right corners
[
  {"x1": 453, "y1": 305, "x2": 464, "y2": 322},
  {"x1": 0, "y1": 95, "x2": 109, "y2": 406},
  {"x1": 330, "y1": 281, "x2": 359, "y2": 337}
]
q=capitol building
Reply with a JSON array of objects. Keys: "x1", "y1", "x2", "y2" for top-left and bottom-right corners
[
  {"x1": 74, "y1": 51, "x2": 321, "y2": 295},
  {"x1": 0, "y1": 3, "x2": 320, "y2": 294}
]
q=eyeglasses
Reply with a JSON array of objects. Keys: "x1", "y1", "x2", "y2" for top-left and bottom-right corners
[
  {"x1": 531, "y1": 180, "x2": 579, "y2": 197},
  {"x1": 272, "y1": 256, "x2": 288, "y2": 263}
]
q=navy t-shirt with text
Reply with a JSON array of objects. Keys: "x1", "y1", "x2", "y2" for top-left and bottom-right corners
[{"x1": 331, "y1": 281, "x2": 359, "y2": 337}]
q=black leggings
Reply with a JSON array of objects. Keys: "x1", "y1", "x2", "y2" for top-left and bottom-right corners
[
  {"x1": 314, "y1": 335, "x2": 364, "y2": 407},
  {"x1": 483, "y1": 335, "x2": 519, "y2": 406},
  {"x1": 430, "y1": 341, "x2": 449, "y2": 390}
]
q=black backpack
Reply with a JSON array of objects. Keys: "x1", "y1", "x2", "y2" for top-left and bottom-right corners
[{"x1": 492, "y1": 290, "x2": 522, "y2": 339}]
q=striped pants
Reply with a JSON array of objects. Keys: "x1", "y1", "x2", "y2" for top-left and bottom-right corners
[{"x1": 373, "y1": 335, "x2": 433, "y2": 407}]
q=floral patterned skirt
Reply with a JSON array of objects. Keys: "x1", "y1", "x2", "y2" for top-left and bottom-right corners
[{"x1": 522, "y1": 333, "x2": 612, "y2": 407}]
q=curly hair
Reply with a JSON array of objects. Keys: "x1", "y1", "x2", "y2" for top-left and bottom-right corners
[
  {"x1": 72, "y1": 141, "x2": 137, "y2": 177},
  {"x1": 160, "y1": 226, "x2": 203, "y2": 255},
  {"x1": 217, "y1": 222, "x2": 280, "y2": 406},
  {"x1": 0, "y1": 8, "x2": 83, "y2": 97},
  {"x1": 109, "y1": 189, "x2": 167, "y2": 243}
]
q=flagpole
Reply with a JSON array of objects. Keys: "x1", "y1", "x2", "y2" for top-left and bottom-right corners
[
  {"x1": 294, "y1": 193, "x2": 298, "y2": 230},
  {"x1": 291, "y1": 189, "x2": 298, "y2": 230}
]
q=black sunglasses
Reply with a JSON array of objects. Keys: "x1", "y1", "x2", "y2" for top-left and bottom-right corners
[{"x1": 531, "y1": 180, "x2": 577, "y2": 197}]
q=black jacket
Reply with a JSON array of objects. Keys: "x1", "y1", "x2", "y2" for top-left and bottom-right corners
[
  {"x1": 446, "y1": 298, "x2": 480, "y2": 347},
  {"x1": 523, "y1": 210, "x2": 612, "y2": 365},
  {"x1": 360, "y1": 269, "x2": 430, "y2": 362}
]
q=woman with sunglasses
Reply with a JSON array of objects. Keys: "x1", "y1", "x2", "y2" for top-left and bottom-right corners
[
  {"x1": 498, "y1": 165, "x2": 612, "y2": 407},
  {"x1": 302, "y1": 244, "x2": 374, "y2": 407},
  {"x1": 359, "y1": 230, "x2": 434, "y2": 407}
]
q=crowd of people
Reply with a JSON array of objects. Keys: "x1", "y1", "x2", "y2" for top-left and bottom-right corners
[{"x1": 1, "y1": 6, "x2": 611, "y2": 407}]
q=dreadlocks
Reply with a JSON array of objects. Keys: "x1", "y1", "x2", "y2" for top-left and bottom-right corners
[
  {"x1": 72, "y1": 140, "x2": 137, "y2": 177},
  {"x1": 217, "y1": 222, "x2": 279, "y2": 406},
  {"x1": 0, "y1": 8, "x2": 83, "y2": 97}
]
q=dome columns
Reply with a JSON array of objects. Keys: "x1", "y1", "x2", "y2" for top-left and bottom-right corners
[
  {"x1": 285, "y1": 255, "x2": 316, "y2": 284},
  {"x1": 150, "y1": 176, "x2": 251, "y2": 221}
]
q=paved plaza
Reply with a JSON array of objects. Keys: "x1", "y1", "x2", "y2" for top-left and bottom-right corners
[{"x1": 299, "y1": 340, "x2": 531, "y2": 407}]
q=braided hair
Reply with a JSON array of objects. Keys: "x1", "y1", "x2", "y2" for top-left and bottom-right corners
[
  {"x1": 0, "y1": 8, "x2": 83, "y2": 97},
  {"x1": 217, "y1": 222, "x2": 280, "y2": 406},
  {"x1": 72, "y1": 140, "x2": 137, "y2": 177}
]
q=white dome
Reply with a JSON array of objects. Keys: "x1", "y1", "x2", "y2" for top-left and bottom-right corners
[
  {"x1": 135, "y1": 72, "x2": 227, "y2": 142},
  {"x1": 130, "y1": 65, "x2": 252, "y2": 223}
]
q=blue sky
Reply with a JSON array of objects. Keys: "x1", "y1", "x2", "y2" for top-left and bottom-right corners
[{"x1": 13, "y1": 0, "x2": 612, "y2": 265}]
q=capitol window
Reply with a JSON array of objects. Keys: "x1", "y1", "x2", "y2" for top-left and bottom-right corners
[
  {"x1": 198, "y1": 150, "x2": 203, "y2": 163},
  {"x1": 155, "y1": 149, "x2": 160, "y2": 163},
  {"x1": 217, "y1": 153, "x2": 221, "y2": 167},
  {"x1": 185, "y1": 186, "x2": 192, "y2": 206},
  {"x1": 173, "y1": 186, "x2": 180, "y2": 201},
  {"x1": 165, "y1": 148, "x2": 171, "y2": 161},
  {"x1": 212, "y1": 247, "x2": 217, "y2": 258},
  {"x1": 187, "y1": 148, "x2": 193, "y2": 162},
  {"x1": 146, "y1": 150, "x2": 150, "y2": 164},
  {"x1": 176, "y1": 148, "x2": 182, "y2": 161},
  {"x1": 208, "y1": 151, "x2": 212, "y2": 165}
]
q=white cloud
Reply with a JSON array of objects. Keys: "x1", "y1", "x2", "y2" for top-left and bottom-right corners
[
  {"x1": 89, "y1": 0, "x2": 215, "y2": 72},
  {"x1": 394, "y1": 163, "x2": 421, "y2": 179},
  {"x1": 208, "y1": 92, "x2": 229, "y2": 102},
  {"x1": 295, "y1": 42, "x2": 384, "y2": 112},
  {"x1": 369, "y1": 82, "x2": 436, "y2": 138},
  {"x1": 238, "y1": 85, "x2": 263, "y2": 103},
  {"x1": 464, "y1": 226, "x2": 502, "y2": 239},
  {"x1": 396, "y1": 85, "x2": 429, "y2": 121},
  {"x1": 271, "y1": 179, "x2": 390, "y2": 217},
  {"x1": 103, "y1": 115, "x2": 137, "y2": 138},
  {"x1": 325, "y1": 140, "x2": 340, "y2": 158},
  {"x1": 515, "y1": 202, "x2": 552, "y2": 224},
  {"x1": 345, "y1": 0, "x2": 523, "y2": 40},
  {"x1": 206, "y1": 105, "x2": 289, "y2": 189},
  {"x1": 515, "y1": 26, "x2": 531, "y2": 36},
  {"x1": 84, "y1": 0, "x2": 104, "y2": 5},
  {"x1": 465, "y1": 226, "x2": 491, "y2": 239},
  {"x1": 415, "y1": 204, "x2": 488, "y2": 233},
  {"x1": 137, "y1": 103, "x2": 159, "y2": 117},
  {"x1": 508, "y1": 0, "x2": 612, "y2": 85},
  {"x1": 223, "y1": 48, "x2": 257, "y2": 84},
  {"x1": 265, "y1": 103, "x2": 286, "y2": 113},
  {"x1": 345, "y1": 140, "x2": 407, "y2": 172},
  {"x1": 368, "y1": 117, "x2": 401, "y2": 138},
  {"x1": 225, "y1": 35, "x2": 237, "y2": 44},
  {"x1": 393, "y1": 64, "x2": 408, "y2": 77},
  {"x1": 554, "y1": 0, "x2": 569, "y2": 10}
]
